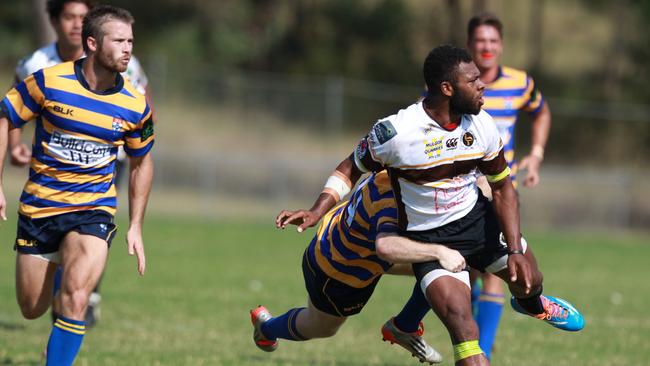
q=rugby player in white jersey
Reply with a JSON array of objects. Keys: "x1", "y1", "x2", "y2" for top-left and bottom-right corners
[
  {"x1": 278, "y1": 45, "x2": 583, "y2": 366},
  {"x1": 9, "y1": 0, "x2": 151, "y2": 329}
]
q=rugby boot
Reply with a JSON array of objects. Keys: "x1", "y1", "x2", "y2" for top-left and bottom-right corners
[
  {"x1": 511, "y1": 295, "x2": 585, "y2": 331},
  {"x1": 381, "y1": 318, "x2": 443, "y2": 364},
  {"x1": 250, "y1": 305, "x2": 278, "y2": 352}
]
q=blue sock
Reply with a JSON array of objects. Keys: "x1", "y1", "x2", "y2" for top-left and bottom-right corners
[
  {"x1": 393, "y1": 283, "x2": 430, "y2": 333},
  {"x1": 476, "y1": 292, "x2": 504, "y2": 360},
  {"x1": 261, "y1": 308, "x2": 308, "y2": 341},
  {"x1": 53, "y1": 267, "x2": 62, "y2": 296},
  {"x1": 46, "y1": 315, "x2": 86, "y2": 366},
  {"x1": 471, "y1": 278, "x2": 482, "y2": 319}
]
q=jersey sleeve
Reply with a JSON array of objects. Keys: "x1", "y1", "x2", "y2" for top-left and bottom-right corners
[
  {"x1": 124, "y1": 103, "x2": 155, "y2": 157},
  {"x1": 353, "y1": 119, "x2": 398, "y2": 172},
  {"x1": 1, "y1": 71, "x2": 46, "y2": 128},
  {"x1": 521, "y1": 75, "x2": 544, "y2": 115},
  {"x1": 477, "y1": 114, "x2": 509, "y2": 180}
]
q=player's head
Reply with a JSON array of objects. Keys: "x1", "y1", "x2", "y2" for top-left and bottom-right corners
[
  {"x1": 423, "y1": 45, "x2": 484, "y2": 115},
  {"x1": 82, "y1": 5, "x2": 134, "y2": 73},
  {"x1": 467, "y1": 13, "x2": 503, "y2": 72},
  {"x1": 47, "y1": 0, "x2": 94, "y2": 48}
]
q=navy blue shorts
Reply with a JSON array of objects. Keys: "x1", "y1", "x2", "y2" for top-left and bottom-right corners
[
  {"x1": 15, "y1": 210, "x2": 117, "y2": 257},
  {"x1": 403, "y1": 194, "x2": 508, "y2": 281},
  {"x1": 302, "y1": 246, "x2": 381, "y2": 317}
]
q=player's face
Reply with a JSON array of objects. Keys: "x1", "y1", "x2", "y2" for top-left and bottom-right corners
[
  {"x1": 450, "y1": 61, "x2": 485, "y2": 115},
  {"x1": 52, "y1": 1, "x2": 88, "y2": 49},
  {"x1": 467, "y1": 25, "x2": 503, "y2": 71},
  {"x1": 95, "y1": 20, "x2": 133, "y2": 73}
]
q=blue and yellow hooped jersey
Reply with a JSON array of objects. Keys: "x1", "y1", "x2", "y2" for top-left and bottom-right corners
[
  {"x1": 482, "y1": 66, "x2": 544, "y2": 173},
  {"x1": 1, "y1": 59, "x2": 154, "y2": 219},
  {"x1": 306, "y1": 171, "x2": 399, "y2": 288}
]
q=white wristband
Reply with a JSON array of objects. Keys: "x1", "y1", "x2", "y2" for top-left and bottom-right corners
[{"x1": 323, "y1": 174, "x2": 352, "y2": 201}]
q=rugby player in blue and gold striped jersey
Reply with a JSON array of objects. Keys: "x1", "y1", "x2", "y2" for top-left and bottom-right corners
[
  {"x1": 0, "y1": 5, "x2": 153, "y2": 365},
  {"x1": 466, "y1": 13, "x2": 552, "y2": 360},
  {"x1": 251, "y1": 171, "x2": 467, "y2": 364}
]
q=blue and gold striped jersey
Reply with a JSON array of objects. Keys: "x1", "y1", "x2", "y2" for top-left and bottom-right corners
[
  {"x1": 482, "y1": 66, "x2": 544, "y2": 174},
  {"x1": 1, "y1": 59, "x2": 154, "y2": 219},
  {"x1": 306, "y1": 171, "x2": 399, "y2": 288}
]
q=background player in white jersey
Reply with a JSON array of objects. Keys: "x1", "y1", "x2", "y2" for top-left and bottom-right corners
[
  {"x1": 278, "y1": 45, "x2": 582, "y2": 366},
  {"x1": 466, "y1": 13, "x2": 552, "y2": 359},
  {"x1": 9, "y1": 0, "x2": 151, "y2": 328}
]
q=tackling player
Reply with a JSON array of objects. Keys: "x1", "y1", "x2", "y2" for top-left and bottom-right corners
[
  {"x1": 0, "y1": 5, "x2": 154, "y2": 365},
  {"x1": 466, "y1": 13, "x2": 552, "y2": 359},
  {"x1": 252, "y1": 171, "x2": 467, "y2": 364},
  {"x1": 278, "y1": 45, "x2": 582, "y2": 366},
  {"x1": 10, "y1": 0, "x2": 152, "y2": 328}
]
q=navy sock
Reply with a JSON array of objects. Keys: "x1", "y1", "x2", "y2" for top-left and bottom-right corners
[
  {"x1": 46, "y1": 315, "x2": 86, "y2": 366},
  {"x1": 393, "y1": 283, "x2": 430, "y2": 333},
  {"x1": 476, "y1": 292, "x2": 504, "y2": 360},
  {"x1": 515, "y1": 287, "x2": 544, "y2": 314},
  {"x1": 261, "y1": 308, "x2": 308, "y2": 341}
]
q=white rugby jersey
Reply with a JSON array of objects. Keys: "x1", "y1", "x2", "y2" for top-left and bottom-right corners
[
  {"x1": 354, "y1": 102, "x2": 508, "y2": 231},
  {"x1": 15, "y1": 42, "x2": 148, "y2": 94}
]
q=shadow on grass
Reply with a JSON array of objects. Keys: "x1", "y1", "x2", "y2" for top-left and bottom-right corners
[
  {"x1": 245, "y1": 354, "x2": 406, "y2": 366},
  {"x1": 0, "y1": 321, "x2": 25, "y2": 331},
  {"x1": 0, "y1": 356, "x2": 41, "y2": 366}
]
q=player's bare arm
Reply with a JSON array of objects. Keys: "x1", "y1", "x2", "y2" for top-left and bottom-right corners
[
  {"x1": 519, "y1": 102, "x2": 551, "y2": 188},
  {"x1": 0, "y1": 114, "x2": 9, "y2": 220},
  {"x1": 276, "y1": 154, "x2": 363, "y2": 232},
  {"x1": 127, "y1": 152, "x2": 154, "y2": 276},
  {"x1": 489, "y1": 176, "x2": 533, "y2": 293},
  {"x1": 375, "y1": 233, "x2": 466, "y2": 273}
]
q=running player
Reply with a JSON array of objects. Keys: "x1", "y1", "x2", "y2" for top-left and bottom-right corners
[
  {"x1": 278, "y1": 45, "x2": 582, "y2": 366},
  {"x1": 10, "y1": 0, "x2": 151, "y2": 328},
  {"x1": 253, "y1": 171, "x2": 466, "y2": 364},
  {"x1": 466, "y1": 13, "x2": 552, "y2": 359},
  {"x1": 0, "y1": 5, "x2": 154, "y2": 365}
]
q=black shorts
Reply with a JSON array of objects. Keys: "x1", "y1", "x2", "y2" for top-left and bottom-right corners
[
  {"x1": 15, "y1": 210, "x2": 117, "y2": 256},
  {"x1": 302, "y1": 245, "x2": 381, "y2": 317},
  {"x1": 402, "y1": 194, "x2": 508, "y2": 281}
]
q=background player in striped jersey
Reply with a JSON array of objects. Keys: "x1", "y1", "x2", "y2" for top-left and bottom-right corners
[
  {"x1": 253, "y1": 171, "x2": 466, "y2": 364},
  {"x1": 0, "y1": 5, "x2": 154, "y2": 365},
  {"x1": 466, "y1": 13, "x2": 552, "y2": 359},
  {"x1": 9, "y1": 0, "x2": 152, "y2": 328},
  {"x1": 279, "y1": 45, "x2": 582, "y2": 366}
]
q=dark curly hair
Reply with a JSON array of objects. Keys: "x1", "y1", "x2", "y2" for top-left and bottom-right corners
[
  {"x1": 46, "y1": 0, "x2": 95, "y2": 19},
  {"x1": 423, "y1": 45, "x2": 473, "y2": 96}
]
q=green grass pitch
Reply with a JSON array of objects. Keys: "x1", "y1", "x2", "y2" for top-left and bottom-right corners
[{"x1": 1, "y1": 215, "x2": 648, "y2": 365}]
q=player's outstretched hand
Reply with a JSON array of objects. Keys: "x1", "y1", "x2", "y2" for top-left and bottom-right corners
[
  {"x1": 518, "y1": 154, "x2": 541, "y2": 188},
  {"x1": 507, "y1": 253, "x2": 532, "y2": 295},
  {"x1": 276, "y1": 209, "x2": 320, "y2": 233},
  {"x1": 438, "y1": 246, "x2": 466, "y2": 273},
  {"x1": 10, "y1": 143, "x2": 31, "y2": 167},
  {"x1": 126, "y1": 227, "x2": 146, "y2": 276}
]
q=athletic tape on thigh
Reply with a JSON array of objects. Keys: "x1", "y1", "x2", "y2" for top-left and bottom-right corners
[
  {"x1": 29, "y1": 252, "x2": 61, "y2": 264},
  {"x1": 419, "y1": 269, "x2": 470, "y2": 295},
  {"x1": 485, "y1": 236, "x2": 529, "y2": 273}
]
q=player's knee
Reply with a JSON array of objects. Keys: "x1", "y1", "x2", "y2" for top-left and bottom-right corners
[
  {"x1": 437, "y1": 302, "x2": 477, "y2": 340},
  {"x1": 17, "y1": 298, "x2": 47, "y2": 320}
]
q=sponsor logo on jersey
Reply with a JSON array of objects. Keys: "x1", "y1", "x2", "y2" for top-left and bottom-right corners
[
  {"x1": 445, "y1": 138, "x2": 458, "y2": 150},
  {"x1": 423, "y1": 123, "x2": 437, "y2": 135},
  {"x1": 356, "y1": 138, "x2": 369, "y2": 159},
  {"x1": 373, "y1": 120, "x2": 397, "y2": 144},
  {"x1": 424, "y1": 137, "x2": 444, "y2": 158},
  {"x1": 462, "y1": 131, "x2": 475, "y2": 147},
  {"x1": 48, "y1": 131, "x2": 113, "y2": 165},
  {"x1": 53, "y1": 105, "x2": 73, "y2": 116},
  {"x1": 141, "y1": 118, "x2": 154, "y2": 141}
]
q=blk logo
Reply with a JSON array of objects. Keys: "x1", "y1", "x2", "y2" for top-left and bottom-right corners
[{"x1": 53, "y1": 105, "x2": 73, "y2": 116}]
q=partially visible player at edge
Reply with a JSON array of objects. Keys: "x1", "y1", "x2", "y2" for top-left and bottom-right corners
[
  {"x1": 0, "y1": 5, "x2": 154, "y2": 365},
  {"x1": 252, "y1": 171, "x2": 467, "y2": 364},
  {"x1": 466, "y1": 13, "x2": 551, "y2": 360},
  {"x1": 9, "y1": 0, "x2": 152, "y2": 329},
  {"x1": 277, "y1": 45, "x2": 581, "y2": 366}
]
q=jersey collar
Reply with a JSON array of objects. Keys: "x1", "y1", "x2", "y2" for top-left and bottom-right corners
[{"x1": 74, "y1": 58, "x2": 124, "y2": 95}]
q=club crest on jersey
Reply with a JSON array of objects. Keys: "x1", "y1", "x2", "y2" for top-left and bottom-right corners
[
  {"x1": 112, "y1": 117, "x2": 125, "y2": 132},
  {"x1": 373, "y1": 120, "x2": 397, "y2": 145},
  {"x1": 462, "y1": 132, "x2": 475, "y2": 147},
  {"x1": 424, "y1": 137, "x2": 444, "y2": 159},
  {"x1": 504, "y1": 97, "x2": 514, "y2": 110},
  {"x1": 356, "y1": 138, "x2": 369, "y2": 158}
]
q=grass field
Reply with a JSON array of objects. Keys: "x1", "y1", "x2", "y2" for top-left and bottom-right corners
[{"x1": 0, "y1": 215, "x2": 649, "y2": 365}]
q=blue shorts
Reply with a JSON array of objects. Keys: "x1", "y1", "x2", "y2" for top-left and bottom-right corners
[
  {"x1": 15, "y1": 210, "x2": 117, "y2": 259},
  {"x1": 302, "y1": 245, "x2": 381, "y2": 317}
]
